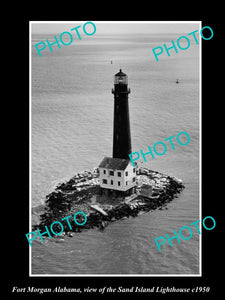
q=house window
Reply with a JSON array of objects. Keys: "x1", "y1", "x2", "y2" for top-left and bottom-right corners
[
  {"x1": 117, "y1": 172, "x2": 121, "y2": 177},
  {"x1": 125, "y1": 171, "x2": 128, "y2": 176},
  {"x1": 111, "y1": 180, "x2": 113, "y2": 185},
  {"x1": 109, "y1": 170, "x2": 114, "y2": 176},
  {"x1": 133, "y1": 168, "x2": 135, "y2": 173},
  {"x1": 133, "y1": 177, "x2": 136, "y2": 182},
  {"x1": 103, "y1": 170, "x2": 106, "y2": 174},
  {"x1": 118, "y1": 181, "x2": 121, "y2": 186},
  {"x1": 102, "y1": 179, "x2": 107, "y2": 184},
  {"x1": 126, "y1": 181, "x2": 128, "y2": 185}
]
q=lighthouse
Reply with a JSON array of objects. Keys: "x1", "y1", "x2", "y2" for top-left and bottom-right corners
[
  {"x1": 98, "y1": 69, "x2": 136, "y2": 196},
  {"x1": 112, "y1": 69, "x2": 131, "y2": 159}
]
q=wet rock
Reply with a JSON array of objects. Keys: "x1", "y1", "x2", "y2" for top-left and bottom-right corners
[{"x1": 32, "y1": 167, "x2": 184, "y2": 238}]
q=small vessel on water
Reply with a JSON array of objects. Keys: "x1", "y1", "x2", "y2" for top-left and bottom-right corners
[{"x1": 176, "y1": 78, "x2": 179, "y2": 84}]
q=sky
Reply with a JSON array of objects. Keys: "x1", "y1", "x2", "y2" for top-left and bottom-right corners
[{"x1": 31, "y1": 21, "x2": 200, "y2": 35}]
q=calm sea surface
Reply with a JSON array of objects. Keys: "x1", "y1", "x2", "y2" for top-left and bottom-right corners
[{"x1": 31, "y1": 33, "x2": 200, "y2": 275}]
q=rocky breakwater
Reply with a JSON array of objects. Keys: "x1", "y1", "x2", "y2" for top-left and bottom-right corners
[{"x1": 32, "y1": 167, "x2": 184, "y2": 238}]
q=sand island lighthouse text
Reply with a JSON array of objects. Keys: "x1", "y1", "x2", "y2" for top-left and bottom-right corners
[{"x1": 98, "y1": 70, "x2": 137, "y2": 196}]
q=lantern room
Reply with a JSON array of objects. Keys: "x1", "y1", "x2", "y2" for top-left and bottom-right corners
[
  {"x1": 114, "y1": 69, "x2": 128, "y2": 85},
  {"x1": 112, "y1": 69, "x2": 130, "y2": 94}
]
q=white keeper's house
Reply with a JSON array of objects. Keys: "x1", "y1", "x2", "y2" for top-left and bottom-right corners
[{"x1": 98, "y1": 157, "x2": 137, "y2": 195}]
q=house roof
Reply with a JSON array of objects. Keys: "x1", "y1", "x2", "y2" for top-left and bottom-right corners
[{"x1": 98, "y1": 157, "x2": 131, "y2": 171}]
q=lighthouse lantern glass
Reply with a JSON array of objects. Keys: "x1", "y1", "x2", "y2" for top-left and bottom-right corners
[{"x1": 114, "y1": 74, "x2": 128, "y2": 85}]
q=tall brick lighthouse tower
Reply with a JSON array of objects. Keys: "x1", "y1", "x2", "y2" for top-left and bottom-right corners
[
  {"x1": 98, "y1": 69, "x2": 136, "y2": 196},
  {"x1": 112, "y1": 69, "x2": 131, "y2": 159}
]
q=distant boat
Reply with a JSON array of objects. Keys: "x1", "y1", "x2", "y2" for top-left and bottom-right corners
[{"x1": 176, "y1": 79, "x2": 179, "y2": 84}]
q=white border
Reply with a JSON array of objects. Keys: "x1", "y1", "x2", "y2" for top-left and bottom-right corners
[{"x1": 29, "y1": 21, "x2": 202, "y2": 277}]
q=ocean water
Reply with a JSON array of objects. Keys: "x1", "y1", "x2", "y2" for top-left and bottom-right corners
[{"x1": 31, "y1": 32, "x2": 200, "y2": 275}]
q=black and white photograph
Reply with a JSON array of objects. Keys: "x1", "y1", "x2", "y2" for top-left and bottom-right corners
[
  {"x1": 7, "y1": 16, "x2": 220, "y2": 298},
  {"x1": 30, "y1": 21, "x2": 200, "y2": 275}
]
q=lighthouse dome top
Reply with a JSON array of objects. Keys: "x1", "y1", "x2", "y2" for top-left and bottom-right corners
[{"x1": 114, "y1": 69, "x2": 128, "y2": 85}]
